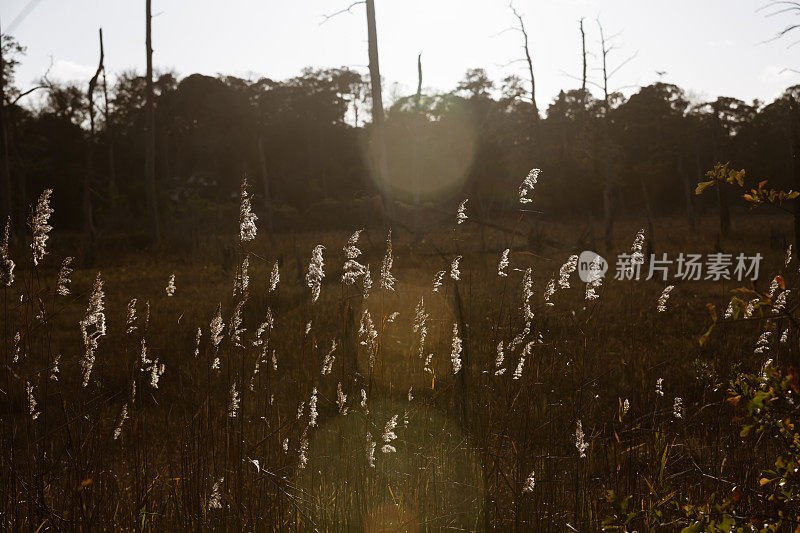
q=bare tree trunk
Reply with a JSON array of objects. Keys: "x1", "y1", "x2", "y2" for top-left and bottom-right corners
[
  {"x1": 99, "y1": 29, "x2": 117, "y2": 209},
  {"x1": 510, "y1": 4, "x2": 538, "y2": 118},
  {"x1": 144, "y1": 0, "x2": 159, "y2": 242},
  {"x1": 413, "y1": 53, "x2": 422, "y2": 210},
  {"x1": 598, "y1": 22, "x2": 614, "y2": 250},
  {"x1": 580, "y1": 18, "x2": 587, "y2": 114},
  {"x1": 411, "y1": 52, "x2": 426, "y2": 233},
  {"x1": 415, "y1": 53, "x2": 423, "y2": 109},
  {"x1": 257, "y1": 132, "x2": 275, "y2": 244},
  {"x1": 602, "y1": 139, "x2": 613, "y2": 250},
  {"x1": 365, "y1": 0, "x2": 392, "y2": 220},
  {"x1": 717, "y1": 185, "x2": 731, "y2": 237},
  {"x1": 14, "y1": 149, "x2": 25, "y2": 246},
  {"x1": 693, "y1": 147, "x2": 704, "y2": 219},
  {"x1": 318, "y1": 128, "x2": 328, "y2": 200},
  {"x1": 161, "y1": 122, "x2": 170, "y2": 182},
  {"x1": 595, "y1": 18, "x2": 638, "y2": 250},
  {"x1": 639, "y1": 174, "x2": 655, "y2": 254},
  {"x1": 0, "y1": 24, "x2": 12, "y2": 237},
  {"x1": 709, "y1": 103, "x2": 731, "y2": 237},
  {"x1": 677, "y1": 157, "x2": 696, "y2": 231},
  {"x1": 510, "y1": 4, "x2": 539, "y2": 148},
  {"x1": 710, "y1": 116, "x2": 730, "y2": 242},
  {"x1": 84, "y1": 28, "x2": 104, "y2": 266}
]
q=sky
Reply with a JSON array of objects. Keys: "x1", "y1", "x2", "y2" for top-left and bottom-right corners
[{"x1": 2, "y1": 0, "x2": 799, "y2": 111}]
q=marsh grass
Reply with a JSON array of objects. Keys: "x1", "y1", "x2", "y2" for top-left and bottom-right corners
[{"x1": 0, "y1": 197, "x2": 795, "y2": 530}]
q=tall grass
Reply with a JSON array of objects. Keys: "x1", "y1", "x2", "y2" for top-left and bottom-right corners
[{"x1": 0, "y1": 176, "x2": 797, "y2": 530}]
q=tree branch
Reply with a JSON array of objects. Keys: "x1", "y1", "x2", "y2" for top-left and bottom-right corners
[
  {"x1": 6, "y1": 55, "x2": 53, "y2": 106},
  {"x1": 488, "y1": 26, "x2": 519, "y2": 38},
  {"x1": 608, "y1": 50, "x2": 638, "y2": 79},
  {"x1": 320, "y1": 1, "x2": 365, "y2": 25},
  {"x1": 495, "y1": 58, "x2": 529, "y2": 68},
  {"x1": 509, "y1": 2, "x2": 537, "y2": 113}
]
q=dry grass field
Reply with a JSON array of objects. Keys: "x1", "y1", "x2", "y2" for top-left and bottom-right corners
[{"x1": 1, "y1": 188, "x2": 798, "y2": 531}]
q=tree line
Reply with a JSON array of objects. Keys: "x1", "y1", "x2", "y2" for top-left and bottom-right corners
[{"x1": 1, "y1": 30, "x2": 800, "y2": 259}]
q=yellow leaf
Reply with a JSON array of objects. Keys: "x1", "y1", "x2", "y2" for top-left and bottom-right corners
[
  {"x1": 695, "y1": 180, "x2": 716, "y2": 195},
  {"x1": 729, "y1": 169, "x2": 745, "y2": 187},
  {"x1": 699, "y1": 324, "x2": 714, "y2": 346},
  {"x1": 731, "y1": 287, "x2": 759, "y2": 296}
]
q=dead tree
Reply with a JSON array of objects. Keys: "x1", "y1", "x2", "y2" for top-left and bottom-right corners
[
  {"x1": 322, "y1": 1, "x2": 392, "y2": 218},
  {"x1": 579, "y1": 18, "x2": 587, "y2": 117},
  {"x1": 100, "y1": 30, "x2": 117, "y2": 208},
  {"x1": 598, "y1": 21, "x2": 614, "y2": 250},
  {"x1": 677, "y1": 157, "x2": 697, "y2": 231},
  {"x1": 365, "y1": 0, "x2": 393, "y2": 221},
  {"x1": 407, "y1": 52, "x2": 426, "y2": 238},
  {"x1": 639, "y1": 172, "x2": 655, "y2": 256},
  {"x1": 320, "y1": 1, "x2": 393, "y2": 221},
  {"x1": 0, "y1": 25, "x2": 11, "y2": 236},
  {"x1": 509, "y1": 2, "x2": 539, "y2": 147},
  {"x1": 759, "y1": 1, "x2": 800, "y2": 43},
  {"x1": 413, "y1": 53, "x2": 422, "y2": 209},
  {"x1": 257, "y1": 130, "x2": 275, "y2": 245},
  {"x1": 84, "y1": 28, "x2": 104, "y2": 265},
  {"x1": 704, "y1": 101, "x2": 732, "y2": 237},
  {"x1": 594, "y1": 19, "x2": 637, "y2": 251},
  {"x1": 415, "y1": 53, "x2": 423, "y2": 108},
  {"x1": 144, "y1": 0, "x2": 159, "y2": 242}
]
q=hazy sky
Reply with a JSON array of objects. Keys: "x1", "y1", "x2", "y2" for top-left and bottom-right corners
[{"x1": 3, "y1": 0, "x2": 799, "y2": 111}]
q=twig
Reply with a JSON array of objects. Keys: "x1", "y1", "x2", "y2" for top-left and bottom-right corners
[{"x1": 319, "y1": 1, "x2": 365, "y2": 25}]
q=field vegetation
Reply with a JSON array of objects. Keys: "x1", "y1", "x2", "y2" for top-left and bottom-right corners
[{"x1": 2, "y1": 179, "x2": 799, "y2": 531}]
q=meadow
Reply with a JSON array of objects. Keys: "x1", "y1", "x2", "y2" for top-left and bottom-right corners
[{"x1": 1, "y1": 178, "x2": 798, "y2": 531}]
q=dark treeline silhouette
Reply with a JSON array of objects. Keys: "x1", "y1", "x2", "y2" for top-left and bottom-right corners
[{"x1": 2, "y1": 34, "x2": 800, "y2": 246}]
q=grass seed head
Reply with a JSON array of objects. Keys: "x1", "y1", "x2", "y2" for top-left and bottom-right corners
[
  {"x1": 0, "y1": 217, "x2": 14, "y2": 286},
  {"x1": 306, "y1": 245, "x2": 325, "y2": 302},
  {"x1": 379, "y1": 231, "x2": 396, "y2": 291},
  {"x1": 456, "y1": 198, "x2": 468, "y2": 225},
  {"x1": 238, "y1": 176, "x2": 257, "y2": 242},
  {"x1": 498, "y1": 248, "x2": 510, "y2": 277},
  {"x1": 30, "y1": 189, "x2": 54, "y2": 266},
  {"x1": 56, "y1": 257, "x2": 73, "y2": 296}
]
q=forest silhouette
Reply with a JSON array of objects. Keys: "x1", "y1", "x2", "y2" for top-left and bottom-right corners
[{"x1": 2, "y1": 31, "x2": 799, "y2": 250}]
